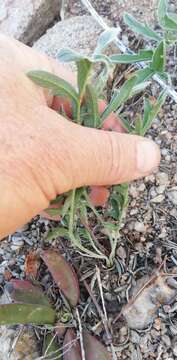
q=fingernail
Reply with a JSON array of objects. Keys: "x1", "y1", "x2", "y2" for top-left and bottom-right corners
[{"x1": 137, "y1": 140, "x2": 160, "y2": 173}]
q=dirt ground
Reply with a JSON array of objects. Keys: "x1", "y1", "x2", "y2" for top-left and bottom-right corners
[{"x1": 1, "y1": 0, "x2": 177, "y2": 359}]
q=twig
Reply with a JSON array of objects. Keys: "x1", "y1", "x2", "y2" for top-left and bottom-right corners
[
  {"x1": 80, "y1": 0, "x2": 177, "y2": 103},
  {"x1": 96, "y1": 266, "x2": 117, "y2": 360},
  {"x1": 83, "y1": 277, "x2": 115, "y2": 356},
  {"x1": 76, "y1": 308, "x2": 86, "y2": 360}
]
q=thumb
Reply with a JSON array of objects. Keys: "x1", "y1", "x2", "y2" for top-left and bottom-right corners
[{"x1": 41, "y1": 106, "x2": 160, "y2": 196}]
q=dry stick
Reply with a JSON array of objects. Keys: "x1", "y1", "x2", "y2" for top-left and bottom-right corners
[
  {"x1": 96, "y1": 266, "x2": 117, "y2": 360},
  {"x1": 76, "y1": 308, "x2": 86, "y2": 360},
  {"x1": 83, "y1": 278, "x2": 116, "y2": 358},
  {"x1": 80, "y1": 0, "x2": 177, "y2": 103}
]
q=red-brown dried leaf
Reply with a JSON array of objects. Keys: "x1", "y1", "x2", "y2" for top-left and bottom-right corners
[
  {"x1": 7, "y1": 279, "x2": 50, "y2": 306},
  {"x1": 25, "y1": 251, "x2": 40, "y2": 278},
  {"x1": 89, "y1": 186, "x2": 110, "y2": 207},
  {"x1": 63, "y1": 329, "x2": 81, "y2": 360},
  {"x1": 83, "y1": 331, "x2": 111, "y2": 360},
  {"x1": 41, "y1": 250, "x2": 80, "y2": 307}
]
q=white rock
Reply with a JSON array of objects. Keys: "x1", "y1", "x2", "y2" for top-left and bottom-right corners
[
  {"x1": 156, "y1": 172, "x2": 169, "y2": 185},
  {"x1": 0, "y1": 0, "x2": 60, "y2": 44},
  {"x1": 134, "y1": 222, "x2": 146, "y2": 233},
  {"x1": 34, "y1": 15, "x2": 104, "y2": 61},
  {"x1": 156, "y1": 185, "x2": 166, "y2": 194},
  {"x1": 129, "y1": 186, "x2": 138, "y2": 198},
  {"x1": 167, "y1": 188, "x2": 177, "y2": 206},
  {"x1": 151, "y1": 194, "x2": 165, "y2": 203}
]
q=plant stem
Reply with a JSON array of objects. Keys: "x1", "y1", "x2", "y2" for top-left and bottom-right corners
[
  {"x1": 69, "y1": 189, "x2": 76, "y2": 234},
  {"x1": 76, "y1": 99, "x2": 81, "y2": 124}
]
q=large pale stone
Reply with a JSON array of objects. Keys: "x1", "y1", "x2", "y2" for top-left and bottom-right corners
[
  {"x1": 0, "y1": 0, "x2": 61, "y2": 44},
  {"x1": 34, "y1": 15, "x2": 103, "y2": 60}
]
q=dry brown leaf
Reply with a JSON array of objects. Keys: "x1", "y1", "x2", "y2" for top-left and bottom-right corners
[
  {"x1": 41, "y1": 250, "x2": 80, "y2": 307},
  {"x1": 25, "y1": 251, "x2": 40, "y2": 278},
  {"x1": 63, "y1": 329, "x2": 81, "y2": 360}
]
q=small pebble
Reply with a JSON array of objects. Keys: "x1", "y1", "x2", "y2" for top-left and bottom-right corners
[
  {"x1": 156, "y1": 185, "x2": 166, "y2": 194},
  {"x1": 167, "y1": 189, "x2": 177, "y2": 206},
  {"x1": 130, "y1": 330, "x2": 140, "y2": 344},
  {"x1": 173, "y1": 344, "x2": 177, "y2": 356},
  {"x1": 162, "y1": 334, "x2": 171, "y2": 347},
  {"x1": 151, "y1": 194, "x2": 165, "y2": 203},
  {"x1": 134, "y1": 222, "x2": 146, "y2": 233}
]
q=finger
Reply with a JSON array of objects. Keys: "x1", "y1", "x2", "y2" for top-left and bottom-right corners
[
  {"x1": 0, "y1": 34, "x2": 76, "y2": 105},
  {"x1": 37, "y1": 106, "x2": 160, "y2": 197}
]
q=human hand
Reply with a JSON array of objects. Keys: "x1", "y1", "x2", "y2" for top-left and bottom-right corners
[{"x1": 0, "y1": 34, "x2": 160, "y2": 239}]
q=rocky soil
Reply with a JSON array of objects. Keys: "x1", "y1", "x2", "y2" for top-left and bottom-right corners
[{"x1": 0, "y1": 0, "x2": 177, "y2": 359}]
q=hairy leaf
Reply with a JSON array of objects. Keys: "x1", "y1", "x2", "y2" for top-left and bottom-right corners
[
  {"x1": 142, "y1": 90, "x2": 167, "y2": 135},
  {"x1": 151, "y1": 40, "x2": 166, "y2": 72},
  {"x1": 124, "y1": 12, "x2": 161, "y2": 41},
  {"x1": 101, "y1": 76, "x2": 137, "y2": 121},
  {"x1": 134, "y1": 114, "x2": 144, "y2": 135},
  {"x1": 76, "y1": 59, "x2": 92, "y2": 98},
  {"x1": 134, "y1": 67, "x2": 155, "y2": 84},
  {"x1": 58, "y1": 48, "x2": 89, "y2": 62},
  {"x1": 110, "y1": 49, "x2": 153, "y2": 63},
  {"x1": 46, "y1": 227, "x2": 69, "y2": 241},
  {"x1": 94, "y1": 28, "x2": 120, "y2": 55},
  {"x1": 27, "y1": 70, "x2": 78, "y2": 104},
  {"x1": 84, "y1": 85, "x2": 100, "y2": 128},
  {"x1": 41, "y1": 250, "x2": 80, "y2": 306},
  {"x1": 158, "y1": 0, "x2": 177, "y2": 31},
  {"x1": 119, "y1": 116, "x2": 134, "y2": 133}
]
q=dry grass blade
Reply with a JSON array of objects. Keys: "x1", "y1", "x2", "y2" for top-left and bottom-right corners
[{"x1": 76, "y1": 308, "x2": 86, "y2": 360}]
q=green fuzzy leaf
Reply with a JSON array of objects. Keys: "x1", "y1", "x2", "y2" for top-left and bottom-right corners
[
  {"x1": 168, "y1": 13, "x2": 177, "y2": 24},
  {"x1": 110, "y1": 50, "x2": 153, "y2": 63},
  {"x1": 124, "y1": 12, "x2": 161, "y2": 41},
  {"x1": 0, "y1": 303, "x2": 55, "y2": 325},
  {"x1": 94, "y1": 28, "x2": 120, "y2": 55},
  {"x1": 101, "y1": 75, "x2": 137, "y2": 121},
  {"x1": 142, "y1": 90, "x2": 167, "y2": 135},
  {"x1": 61, "y1": 193, "x2": 72, "y2": 218},
  {"x1": 158, "y1": 0, "x2": 177, "y2": 30},
  {"x1": 76, "y1": 59, "x2": 92, "y2": 98},
  {"x1": 58, "y1": 48, "x2": 89, "y2": 62},
  {"x1": 151, "y1": 40, "x2": 166, "y2": 72},
  {"x1": 83, "y1": 85, "x2": 100, "y2": 128},
  {"x1": 130, "y1": 81, "x2": 151, "y2": 97},
  {"x1": 46, "y1": 227, "x2": 69, "y2": 241},
  {"x1": 165, "y1": 31, "x2": 177, "y2": 44},
  {"x1": 134, "y1": 114, "x2": 144, "y2": 135},
  {"x1": 134, "y1": 67, "x2": 155, "y2": 84},
  {"x1": 27, "y1": 70, "x2": 78, "y2": 105},
  {"x1": 119, "y1": 116, "x2": 134, "y2": 133}
]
